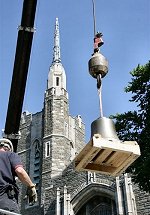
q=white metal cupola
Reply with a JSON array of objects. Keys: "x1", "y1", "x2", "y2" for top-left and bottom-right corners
[{"x1": 47, "y1": 18, "x2": 67, "y2": 95}]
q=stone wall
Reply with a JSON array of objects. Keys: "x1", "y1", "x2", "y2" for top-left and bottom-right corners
[
  {"x1": 18, "y1": 111, "x2": 43, "y2": 215},
  {"x1": 133, "y1": 183, "x2": 150, "y2": 215},
  {"x1": 41, "y1": 162, "x2": 116, "y2": 215}
]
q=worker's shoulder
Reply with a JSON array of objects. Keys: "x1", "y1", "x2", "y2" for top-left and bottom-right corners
[
  {"x1": 6, "y1": 151, "x2": 20, "y2": 158},
  {"x1": 0, "y1": 151, "x2": 20, "y2": 159}
]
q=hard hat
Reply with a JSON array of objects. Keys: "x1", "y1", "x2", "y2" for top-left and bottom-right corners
[{"x1": 0, "y1": 138, "x2": 14, "y2": 152}]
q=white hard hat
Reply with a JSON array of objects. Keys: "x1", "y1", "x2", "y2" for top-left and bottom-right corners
[{"x1": 0, "y1": 138, "x2": 14, "y2": 152}]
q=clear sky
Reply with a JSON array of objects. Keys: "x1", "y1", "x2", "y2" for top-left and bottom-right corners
[{"x1": 0, "y1": 0, "x2": 150, "y2": 142}]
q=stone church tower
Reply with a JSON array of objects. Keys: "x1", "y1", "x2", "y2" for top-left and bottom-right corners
[{"x1": 17, "y1": 18, "x2": 150, "y2": 215}]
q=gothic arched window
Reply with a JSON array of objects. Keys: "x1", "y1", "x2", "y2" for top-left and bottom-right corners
[
  {"x1": 76, "y1": 195, "x2": 117, "y2": 215},
  {"x1": 33, "y1": 140, "x2": 40, "y2": 191}
]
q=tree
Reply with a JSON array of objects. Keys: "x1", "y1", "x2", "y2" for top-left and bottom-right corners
[{"x1": 112, "y1": 61, "x2": 150, "y2": 192}]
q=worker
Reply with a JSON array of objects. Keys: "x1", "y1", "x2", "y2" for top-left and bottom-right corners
[{"x1": 0, "y1": 138, "x2": 37, "y2": 213}]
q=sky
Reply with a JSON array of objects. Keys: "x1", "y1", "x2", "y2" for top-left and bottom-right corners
[{"x1": 0, "y1": 0, "x2": 150, "y2": 142}]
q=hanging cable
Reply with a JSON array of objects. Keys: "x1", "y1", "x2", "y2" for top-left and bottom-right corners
[
  {"x1": 91, "y1": 0, "x2": 104, "y2": 117},
  {"x1": 92, "y1": 0, "x2": 96, "y2": 36},
  {"x1": 97, "y1": 74, "x2": 103, "y2": 117}
]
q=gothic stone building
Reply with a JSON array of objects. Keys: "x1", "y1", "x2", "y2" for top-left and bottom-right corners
[{"x1": 17, "y1": 18, "x2": 150, "y2": 215}]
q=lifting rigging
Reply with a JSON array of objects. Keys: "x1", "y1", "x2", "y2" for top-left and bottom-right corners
[{"x1": 74, "y1": 0, "x2": 141, "y2": 176}]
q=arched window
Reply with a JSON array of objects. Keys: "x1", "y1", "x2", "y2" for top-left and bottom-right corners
[
  {"x1": 90, "y1": 203, "x2": 112, "y2": 215},
  {"x1": 77, "y1": 195, "x2": 116, "y2": 215},
  {"x1": 27, "y1": 140, "x2": 41, "y2": 207},
  {"x1": 33, "y1": 140, "x2": 40, "y2": 192}
]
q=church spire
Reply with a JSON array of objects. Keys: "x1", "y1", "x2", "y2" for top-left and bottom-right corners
[
  {"x1": 52, "y1": 17, "x2": 61, "y2": 63},
  {"x1": 47, "y1": 18, "x2": 67, "y2": 92}
]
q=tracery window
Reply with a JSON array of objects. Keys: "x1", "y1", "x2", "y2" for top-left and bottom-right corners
[
  {"x1": 90, "y1": 203, "x2": 112, "y2": 215},
  {"x1": 76, "y1": 195, "x2": 116, "y2": 215},
  {"x1": 27, "y1": 140, "x2": 41, "y2": 207},
  {"x1": 33, "y1": 140, "x2": 40, "y2": 191}
]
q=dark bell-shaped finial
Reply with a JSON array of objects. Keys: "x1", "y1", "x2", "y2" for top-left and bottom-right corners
[{"x1": 91, "y1": 117, "x2": 119, "y2": 140}]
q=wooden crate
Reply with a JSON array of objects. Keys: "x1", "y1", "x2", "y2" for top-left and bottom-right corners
[{"x1": 74, "y1": 134, "x2": 141, "y2": 176}]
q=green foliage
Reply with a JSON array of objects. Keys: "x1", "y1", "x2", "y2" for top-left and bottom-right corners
[{"x1": 112, "y1": 61, "x2": 150, "y2": 192}]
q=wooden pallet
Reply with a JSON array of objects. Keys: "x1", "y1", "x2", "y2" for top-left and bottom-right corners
[{"x1": 74, "y1": 134, "x2": 141, "y2": 176}]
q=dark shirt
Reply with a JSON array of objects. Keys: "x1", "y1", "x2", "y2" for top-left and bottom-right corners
[{"x1": 0, "y1": 151, "x2": 23, "y2": 195}]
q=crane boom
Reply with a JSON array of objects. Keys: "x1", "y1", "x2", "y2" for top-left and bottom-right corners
[{"x1": 4, "y1": 0, "x2": 37, "y2": 152}]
